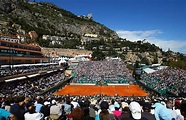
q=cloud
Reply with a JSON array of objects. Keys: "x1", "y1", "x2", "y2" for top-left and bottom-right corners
[
  {"x1": 116, "y1": 30, "x2": 186, "y2": 54},
  {"x1": 149, "y1": 39, "x2": 186, "y2": 53},
  {"x1": 116, "y1": 30, "x2": 162, "y2": 41}
]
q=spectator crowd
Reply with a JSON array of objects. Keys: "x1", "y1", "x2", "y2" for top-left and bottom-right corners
[
  {"x1": 0, "y1": 71, "x2": 66, "y2": 98},
  {"x1": 140, "y1": 67, "x2": 186, "y2": 96},
  {"x1": 0, "y1": 63, "x2": 60, "y2": 78},
  {"x1": 72, "y1": 59, "x2": 134, "y2": 84},
  {"x1": 0, "y1": 94, "x2": 186, "y2": 120},
  {"x1": 0, "y1": 60, "x2": 186, "y2": 120}
]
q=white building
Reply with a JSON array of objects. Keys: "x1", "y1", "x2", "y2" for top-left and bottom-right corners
[{"x1": 1, "y1": 36, "x2": 20, "y2": 43}]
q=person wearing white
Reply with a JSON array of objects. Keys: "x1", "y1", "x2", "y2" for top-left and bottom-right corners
[
  {"x1": 71, "y1": 98, "x2": 80, "y2": 108},
  {"x1": 24, "y1": 102, "x2": 44, "y2": 120},
  {"x1": 50, "y1": 100, "x2": 62, "y2": 120},
  {"x1": 24, "y1": 112, "x2": 44, "y2": 120}
]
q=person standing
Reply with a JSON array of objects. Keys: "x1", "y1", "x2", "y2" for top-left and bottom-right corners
[
  {"x1": 112, "y1": 102, "x2": 122, "y2": 117},
  {"x1": 50, "y1": 99, "x2": 62, "y2": 120},
  {"x1": 125, "y1": 101, "x2": 148, "y2": 120},
  {"x1": 180, "y1": 102, "x2": 186, "y2": 120},
  {"x1": 24, "y1": 102, "x2": 44, "y2": 120},
  {"x1": 152, "y1": 102, "x2": 172, "y2": 120},
  {"x1": 0, "y1": 108, "x2": 16, "y2": 120},
  {"x1": 40, "y1": 101, "x2": 50, "y2": 119},
  {"x1": 10, "y1": 96, "x2": 26, "y2": 120},
  {"x1": 141, "y1": 102, "x2": 155, "y2": 120}
]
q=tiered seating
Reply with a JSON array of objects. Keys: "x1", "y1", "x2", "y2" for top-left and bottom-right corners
[
  {"x1": 72, "y1": 60, "x2": 134, "y2": 84},
  {"x1": 140, "y1": 67, "x2": 186, "y2": 96}
]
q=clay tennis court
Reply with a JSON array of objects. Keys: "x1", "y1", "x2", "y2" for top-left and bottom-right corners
[{"x1": 55, "y1": 84, "x2": 148, "y2": 96}]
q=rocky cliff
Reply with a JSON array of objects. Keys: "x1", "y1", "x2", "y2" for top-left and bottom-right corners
[{"x1": 0, "y1": 0, "x2": 118, "y2": 39}]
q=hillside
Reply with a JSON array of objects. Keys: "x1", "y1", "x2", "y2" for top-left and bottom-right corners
[
  {"x1": 0, "y1": 0, "x2": 118, "y2": 39},
  {"x1": 1, "y1": 0, "x2": 186, "y2": 67}
]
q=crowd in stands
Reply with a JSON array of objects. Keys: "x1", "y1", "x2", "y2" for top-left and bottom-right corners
[
  {"x1": 0, "y1": 71, "x2": 65, "y2": 97},
  {"x1": 0, "y1": 63, "x2": 60, "y2": 78},
  {"x1": 72, "y1": 59, "x2": 134, "y2": 84},
  {"x1": 1, "y1": 59, "x2": 186, "y2": 120},
  {"x1": 0, "y1": 94, "x2": 186, "y2": 120},
  {"x1": 140, "y1": 67, "x2": 186, "y2": 96}
]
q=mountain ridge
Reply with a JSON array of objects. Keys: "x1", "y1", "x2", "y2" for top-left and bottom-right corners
[
  {"x1": 0, "y1": 0, "x2": 119, "y2": 39},
  {"x1": 1, "y1": 0, "x2": 186, "y2": 67}
]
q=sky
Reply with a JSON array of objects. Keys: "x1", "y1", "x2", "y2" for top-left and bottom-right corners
[{"x1": 35, "y1": 0, "x2": 186, "y2": 54}]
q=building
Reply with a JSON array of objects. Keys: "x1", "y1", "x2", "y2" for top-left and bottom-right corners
[
  {"x1": 17, "y1": 34, "x2": 26, "y2": 42},
  {"x1": 28, "y1": 31, "x2": 38, "y2": 40},
  {"x1": 42, "y1": 35, "x2": 66, "y2": 45},
  {"x1": 1, "y1": 36, "x2": 20, "y2": 43},
  {"x1": 42, "y1": 35, "x2": 51, "y2": 40},
  {"x1": 0, "y1": 39, "x2": 50, "y2": 65},
  {"x1": 84, "y1": 34, "x2": 97, "y2": 38}
]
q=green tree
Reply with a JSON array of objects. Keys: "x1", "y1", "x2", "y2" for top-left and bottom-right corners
[
  {"x1": 38, "y1": 38, "x2": 50, "y2": 47},
  {"x1": 107, "y1": 47, "x2": 117, "y2": 57},
  {"x1": 152, "y1": 53, "x2": 159, "y2": 64},
  {"x1": 133, "y1": 61, "x2": 141, "y2": 80},
  {"x1": 141, "y1": 57, "x2": 150, "y2": 65},
  {"x1": 92, "y1": 48, "x2": 105, "y2": 61},
  {"x1": 62, "y1": 39, "x2": 80, "y2": 49}
]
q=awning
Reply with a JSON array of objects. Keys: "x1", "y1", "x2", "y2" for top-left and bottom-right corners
[
  {"x1": 5, "y1": 76, "x2": 27, "y2": 82},
  {"x1": 27, "y1": 74, "x2": 40, "y2": 78},
  {"x1": 143, "y1": 68, "x2": 156, "y2": 74},
  {"x1": 47, "y1": 71, "x2": 53, "y2": 73}
]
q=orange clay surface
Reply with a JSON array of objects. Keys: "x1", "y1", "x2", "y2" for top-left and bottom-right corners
[{"x1": 55, "y1": 84, "x2": 148, "y2": 96}]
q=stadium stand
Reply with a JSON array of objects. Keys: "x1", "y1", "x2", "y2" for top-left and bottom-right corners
[{"x1": 72, "y1": 59, "x2": 134, "y2": 85}]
